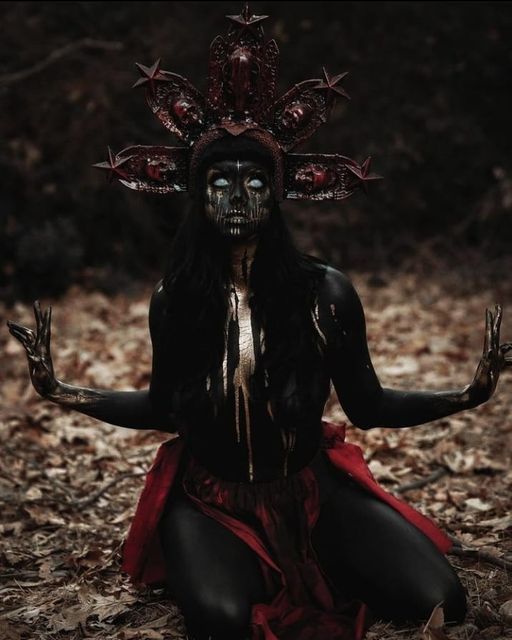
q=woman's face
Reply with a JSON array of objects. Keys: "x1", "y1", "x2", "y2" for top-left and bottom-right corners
[{"x1": 204, "y1": 159, "x2": 273, "y2": 240}]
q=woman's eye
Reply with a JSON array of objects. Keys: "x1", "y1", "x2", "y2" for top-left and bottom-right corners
[
  {"x1": 248, "y1": 177, "x2": 264, "y2": 189},
  {"x1": 213, "y1": 177, "x2": 229, "y2": 188}
]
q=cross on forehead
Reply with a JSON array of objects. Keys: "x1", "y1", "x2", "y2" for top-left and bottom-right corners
[{"x1": 236, "y1": 159, "x2": 241, "y2": 172}]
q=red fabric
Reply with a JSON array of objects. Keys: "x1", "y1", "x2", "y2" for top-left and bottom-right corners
[
  {"x1": 121, "y1": 421, "x2": 452, "y2": 639},
  {"x1": 181, "y1": 453, "x2": 368, "y2": 639}
]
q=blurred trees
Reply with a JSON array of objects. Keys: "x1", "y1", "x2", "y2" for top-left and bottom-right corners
[{"x1": 1, "y1": 1, "x2": 511, "y2": 301}]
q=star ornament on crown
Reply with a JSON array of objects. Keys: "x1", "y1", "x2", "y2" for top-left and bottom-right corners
[{"x1": 94, "y1": 4, "x2": 382, "y2": 201}]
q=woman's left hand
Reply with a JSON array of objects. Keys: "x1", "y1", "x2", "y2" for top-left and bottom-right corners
[{"x1": 465, "y1": 305, "x2": 512, "y2": 407}]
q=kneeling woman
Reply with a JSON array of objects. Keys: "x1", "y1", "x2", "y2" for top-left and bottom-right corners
[
  {"x1": 151, "y1": 134, "x2": 471, "y2": 639},
  {"x1": 8, "y1": 8, "x2": 511, "y2": 640}
]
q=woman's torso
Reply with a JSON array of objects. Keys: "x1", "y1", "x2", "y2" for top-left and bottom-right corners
[{"x1": 174, "y1": 246, "x2": 331, "y2": 483}]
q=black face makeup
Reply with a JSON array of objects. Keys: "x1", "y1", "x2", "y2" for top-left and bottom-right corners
[{"x1": 204, "y1": 159, "x2": 273, "y2": 240}]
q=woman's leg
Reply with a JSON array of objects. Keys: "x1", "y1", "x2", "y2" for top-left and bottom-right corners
[
  {"x1": 311, "y1": 460, "x2": 467, "y2": 625},
  {"x1": 158, "y1": 490, "x2": 268, "y2": 640}
]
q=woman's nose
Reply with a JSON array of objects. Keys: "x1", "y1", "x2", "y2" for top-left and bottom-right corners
[{"x1": 230, "y1": 177, "x2": 246, "y2": 205}]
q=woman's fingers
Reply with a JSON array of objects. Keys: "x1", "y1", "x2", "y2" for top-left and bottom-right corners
[
  {"x1": 7, "y1": 321, "x2": 36, "y2": 350},
  {"x1": 8, "y1": 302, "x2": 53, "y2": 359},
  {"x1": 33, "y1": 300, "x2": 44, "y2": 334},
  {"x1": 42, "y1": 306, "x2": 52, "y2": 351},
  {"x1": 32, "y1": 301, "x2": 52, "y2": 352},
  {"x1": 484, "y1": 308, "x2": 493, "y2": 357},
  {"x1": 492, "y1": 304, "x2": 502, "y2": 352}
]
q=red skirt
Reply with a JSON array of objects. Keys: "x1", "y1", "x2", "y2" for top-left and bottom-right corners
[{"x1": 121, "y1": 421, "x2": 452, "y2": 639}]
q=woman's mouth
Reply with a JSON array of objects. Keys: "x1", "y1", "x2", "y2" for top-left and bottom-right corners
[{"x1": 226, "y1": 215, "x2": 247, "y2": 224}]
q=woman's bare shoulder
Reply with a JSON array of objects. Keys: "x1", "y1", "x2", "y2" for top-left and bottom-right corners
[{"x1": 318, "y1": 265, "x2": 360, "y2": 307}]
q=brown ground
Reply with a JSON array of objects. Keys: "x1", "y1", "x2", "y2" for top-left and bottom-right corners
[{"x1": 1, "y1": 270, "x2": 511, "y2": 639}]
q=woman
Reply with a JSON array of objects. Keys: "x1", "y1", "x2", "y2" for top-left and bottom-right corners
[{"x1": 8, "y1": 7, "x2": 511, "y2": 640}]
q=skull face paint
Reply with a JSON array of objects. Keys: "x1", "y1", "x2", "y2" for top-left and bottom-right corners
[{"x1": 204, "y1": 159, "x2": 273, "y2": 240}]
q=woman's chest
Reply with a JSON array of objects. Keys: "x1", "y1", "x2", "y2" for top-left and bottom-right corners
[{"x1": 222, "y1": 282, "x2": 263, "y2": 396}]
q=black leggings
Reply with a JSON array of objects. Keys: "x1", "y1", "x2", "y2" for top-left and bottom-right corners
[{"x1": 158, "y1": 453, "x2": 466, "y2": 639}]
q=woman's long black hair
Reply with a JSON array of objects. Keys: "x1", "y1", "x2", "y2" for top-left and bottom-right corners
[{"x1": 157, "y1": 137, "x2": 328, "y2": 428}]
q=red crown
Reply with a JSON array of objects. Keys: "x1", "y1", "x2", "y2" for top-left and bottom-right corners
[{"x1": 94, "y1": 4, "x2": 381, "y2": 201}]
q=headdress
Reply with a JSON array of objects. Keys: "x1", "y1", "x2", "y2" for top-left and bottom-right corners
[{"x1": 94, "y1": 4, "x2": 381, "y2": 201}]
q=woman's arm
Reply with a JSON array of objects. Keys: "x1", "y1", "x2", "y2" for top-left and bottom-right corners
[
  {"x1": 7, "y1": 283, "x2": 175, "y2": 432},
  {"x1": 316, "y1": 267, "x2": 511, "y2": 429}
]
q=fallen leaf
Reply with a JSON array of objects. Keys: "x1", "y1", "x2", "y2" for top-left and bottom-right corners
[
  {"x1": 76, "y1": 584, "x2": 137, "y2": 622},
  {"x1": 498, "y1": 599, "x2": 512, "y2": 624},
  {"x1": 23, "y1": 505, "x2": 66, "y2": 526},
  {"x1": 47, "y1": 604, "x2": 88, "y2": 632},
  {"x1": 477, "y1": 515, "x2": 512, "y2": 531},
  {"x1": 442, "y1": 451, "x2": 475, "y2": 473},
  {"x1": 465, "y1": 498, "x2": 493, "y2": 512},
  {"x1": 368, "y1": 459, "x2": 400, "y2": 482},
  {"x1": 422, "y1": 602, "x2": 450, "y2": 639}
]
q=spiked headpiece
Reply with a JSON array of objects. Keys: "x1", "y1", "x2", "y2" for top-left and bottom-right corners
[{"x1": 94, "y1": 5, "x2": 381, "y2": 201}]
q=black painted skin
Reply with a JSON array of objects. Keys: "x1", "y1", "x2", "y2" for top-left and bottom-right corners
[
  {"x1": 6, "y1": 160, "x2": 509, "y2": 477},
  {"x1": 8, "y1": 157, "x2": 511, "y2": 635},
  {"x1": 8, "y1": 254, "x2": 500, "y2": 479}
]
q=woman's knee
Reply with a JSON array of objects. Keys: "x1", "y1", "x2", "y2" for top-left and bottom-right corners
[
  {"x1": 382, "y1": 571, "x2": 467, "y2": 625},
  {"x1": 183, "y1": 591, "x2": 251, "y2": 639},
  {"x1": 432, "y1": 574, "x2": 467, "y2": 626}
]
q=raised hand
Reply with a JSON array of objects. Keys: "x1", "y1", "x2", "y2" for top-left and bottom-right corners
[
  {"x1": 7, "y1": 300, "x2": 58, "y2": 397},
  {"x1": 465, "y1": 304, "x2": 512, "y2": 407}
]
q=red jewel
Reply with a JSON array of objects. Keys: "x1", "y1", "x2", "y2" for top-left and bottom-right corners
[{"x1": 295, "y1": 164, "x2": 334, "y2": 193}]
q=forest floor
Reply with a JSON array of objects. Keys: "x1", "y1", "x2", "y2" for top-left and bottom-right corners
[{"x1": 1, "y1": 269, "x2": 511, "y2": 640}]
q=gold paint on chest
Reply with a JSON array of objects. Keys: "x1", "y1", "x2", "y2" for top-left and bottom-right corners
[
  {"x1": 225, "y1": 280, "x2": 256, "y2": 439},
  {"x1": 220, "y1": 241, "x2": 312, "y2": 482},
  {"x1": 222, "y1": 242, "x2": 259, "y2": 481}
]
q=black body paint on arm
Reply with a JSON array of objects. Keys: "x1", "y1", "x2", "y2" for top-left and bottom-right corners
[{"x1": 316, "y1": 268, "x2": 473, "y2": 430}]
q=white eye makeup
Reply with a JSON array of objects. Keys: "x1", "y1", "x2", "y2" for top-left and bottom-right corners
[
  {"x1": 247, "y1": 176, "x2": 265, "y2": 189},
  {"x1": 212, "y1": 176, "x2": 229, "y2": 188}
]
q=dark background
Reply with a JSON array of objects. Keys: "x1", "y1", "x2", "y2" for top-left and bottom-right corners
[{"x1": 1, "y1": 1, "x2": 511, "y2": 301}]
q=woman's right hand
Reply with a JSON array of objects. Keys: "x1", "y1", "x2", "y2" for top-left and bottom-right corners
[{"x1": 7, "y1": 300, "x2": 58, "y2": 397}]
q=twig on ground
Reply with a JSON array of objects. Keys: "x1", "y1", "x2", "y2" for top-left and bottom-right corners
[
  {"x1": 74, "y1": 471, "x2": 147, "y2": 509},
  {"x1": 395, "y1": 467, "x2": 449, "y2": 494},
  {"x1": 448, "y1": 538, "x2": 512, "y2": 572},
  {"x1": 0, "y1": 569, "x2": 70, "y2": 580}
]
